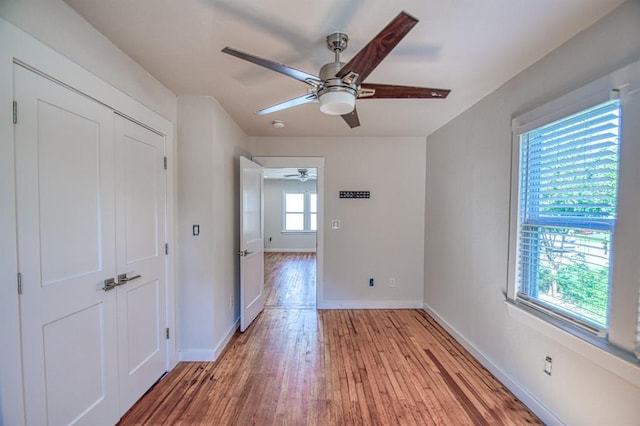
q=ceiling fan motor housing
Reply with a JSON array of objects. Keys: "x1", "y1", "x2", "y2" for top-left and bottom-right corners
[{"x1": 318, "y1": 61, "x2": 357, "y2": 115}]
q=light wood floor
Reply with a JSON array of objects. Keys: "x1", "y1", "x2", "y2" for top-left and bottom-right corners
[
  {"x1": 264, "y1": 252, "x2": 315, "y2": 308},
  {"x1": 119, "y1": 253, "x2": 540, "y2": 425}
]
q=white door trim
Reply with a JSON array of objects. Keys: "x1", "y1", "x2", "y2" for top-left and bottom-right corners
[{"x1": 253, "y1": 156, "x2": 325, "y2": 307}]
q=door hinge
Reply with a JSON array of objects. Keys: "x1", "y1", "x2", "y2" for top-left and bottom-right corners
[
  {"x1": 166, "y1": 328, "x2": 170, "y2": 339},
  {"x1": 13, "y1": 101, "x2": 17, "y2": 124},
  {"x1": 17, "y1": 272, "x2": 22, "y2": 295},
  {"x1": 165, "y1": 243, "x2": 169, "y2": 255},
  {"x1": 163, "y1": 156, "x2": 167, "y2": 170}
]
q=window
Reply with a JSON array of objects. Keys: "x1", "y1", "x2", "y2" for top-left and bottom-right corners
[
  {"x1": 284, "y1": 191, "x2": 317, "y2": 232},
  {"x1": 508, "y1": 61, "x2": 640, "y2": 364},
  {"x1": 310, "y1": 193, "x2": 317, "y2": 231},
  {"x1": 514, "y1": 100, "x2": 620, "y2": 334}
]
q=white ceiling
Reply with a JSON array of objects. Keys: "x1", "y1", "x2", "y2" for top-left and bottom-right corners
[{"x1": 64, "y1": 0, "x2": 622, "y2": 138}]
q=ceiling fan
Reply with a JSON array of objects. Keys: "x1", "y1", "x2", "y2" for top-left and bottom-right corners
[
  {"x1": 222, "y1": 11, "x2": 450, "y2": 128},
  {"x1": 284, "y1": 168, "x2": 315, "y2": 182}
]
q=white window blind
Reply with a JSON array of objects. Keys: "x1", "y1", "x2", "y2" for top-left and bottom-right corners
[
  {"x1": 516, "y1": 100, "x2": 620, "y2": 331},
  {"x1": 284, "y1": 192, "x2": 305, "y2": 230},
  {"x1": 283, "y1": 191, "x2": 317, "y2": 232}
]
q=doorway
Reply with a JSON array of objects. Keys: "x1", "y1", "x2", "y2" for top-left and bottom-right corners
[
  {"x1": 263, "y1": 167, "x2": 317, "y2": 308},
  {"x1": 255, "y1": 156, "x2": 324, "y2": 308}
]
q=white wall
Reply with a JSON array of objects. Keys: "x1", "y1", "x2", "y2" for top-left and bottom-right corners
[
  {"x1": 0, "y1": 2, "x2": 179, "y2": 424},
  {"x1": 264, "y1": 179, "x2": 317, "y2": 252},
  {"x1": 424, "y1": 2, "x2": 640, "y2": 425},
  {"x1": 249, "y1": 137, "x2": 425, "y2": 308},
  {"x1": 177, "y1": 96, "x2": 249, "y2": 360}
]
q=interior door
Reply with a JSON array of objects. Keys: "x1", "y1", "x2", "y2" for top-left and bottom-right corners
[
  {"x1": 114, "y1": 116, "x2": 168, "y2": 414},
  {"x1": 15, "y1": 65, "x2": 120, "y2": 425},
  {"x1": 239, "y1": 156, "x2": 265, "y2": 331}
]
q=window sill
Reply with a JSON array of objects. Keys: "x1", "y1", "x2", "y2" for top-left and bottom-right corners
[
  {"x1": 504, "y1": 299, "x2": 640, "y2": 387},
  {"x1": 281, "y1": 230, "x2": 317, "y2": 235}
]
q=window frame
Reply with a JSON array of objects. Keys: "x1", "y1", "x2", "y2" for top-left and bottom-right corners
[
  {"x1": 514, "y1": 99, "x2": 620, "y2": 335},
  {"x1": 282, "y1": 190, "x2": 317, "y2": 233},
  {"x1": 507, "y1": 59, "x2": 640, "y2": 363}
]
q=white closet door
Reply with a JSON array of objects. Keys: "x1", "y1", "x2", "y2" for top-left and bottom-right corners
[
  {"x1": 14, "y1": 66, "x2": 119, "y2": 426},
  {"x1": 114, "y1": 116, "x2": 167, "y2": 414}
]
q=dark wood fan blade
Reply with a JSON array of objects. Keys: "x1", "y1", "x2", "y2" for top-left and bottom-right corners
[
  {"x1": 335, "y1": 11, "x2": 418, "y2": 83},
  {"x1": 360, "y1": 84, "x2": 450, "y2": 99},
  {"x1": 341, "y1": 108, "x2": 360, "y2": 128},
  {"x1": 222, "y1": 47, "x2": 321, "y2": 87},
  {"x1": 257, "y1": 93, "x2": 318, "y2": 115}
]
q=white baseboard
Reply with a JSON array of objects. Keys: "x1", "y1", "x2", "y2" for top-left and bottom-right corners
[
  {"x1": 178, "y1": 318, "x2": 240, "y2": 362},
  {"x1": 214, "y1": 317, "x2": 240, "y2": 359},
  {"x1": 422, "y1": 303, "x2": 562, "y2": 426},
  {"x1": 264, "y1": 248, "x2": 316, "y2": 253},
  {"x1": 318, "y1": 300, "x2": 423, "y2": 309}
]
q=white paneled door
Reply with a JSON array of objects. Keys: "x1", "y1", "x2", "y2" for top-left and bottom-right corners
[
  {"x1": 14, "y1": 65, "x2": 168, "y2": 425},
  {"x1": 115, "y1": 116, "x2": 167, "y2": 414},
  {"x1": 239, "y1": 157, "x2": 265, "y2": 332},
  {"x1": 15, "y1": 66, "x2": 119, "y2": 425}
]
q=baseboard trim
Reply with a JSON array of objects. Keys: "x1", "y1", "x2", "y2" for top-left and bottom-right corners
[
  {"x1": 214, "y1": 317, "x2": 240, "y2": 360},
  {"x1": 318, "y1": 300, "x2": 423, "y2": 309},
  {"x1": 422, "y1": 303, "x2": 562, "y2": 426},
  {"x1": 264, "y1": 248, "x2": 316, "y2": 253}
]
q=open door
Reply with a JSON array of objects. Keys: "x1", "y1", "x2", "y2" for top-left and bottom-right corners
[{"x1": 239, "y1": 157, "x2": 265, "y2": 331}]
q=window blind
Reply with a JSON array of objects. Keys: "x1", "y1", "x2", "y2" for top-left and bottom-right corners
[{"x1": 520, "y1": 100, "x2": 620, "y2": 230}]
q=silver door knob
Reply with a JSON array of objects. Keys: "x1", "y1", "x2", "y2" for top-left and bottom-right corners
[
  {"x1": 103, "y1": 278, "x2": 117, "y2": 291},
  {"x1": 117, "y1": 273, "x2": 141, "y2": 283}
]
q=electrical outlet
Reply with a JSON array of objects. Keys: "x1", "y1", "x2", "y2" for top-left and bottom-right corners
[
  {"x1": 544, "y1": 356, "x2": 552, "y2": 375},
  {"x1": 389, "y1": 277, "x2": 397, "y2": 287}
]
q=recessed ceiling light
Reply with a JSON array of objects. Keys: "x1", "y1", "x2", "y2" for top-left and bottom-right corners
[{"x1": 272, "y1": 120, "x2": 285, "y2": 129}]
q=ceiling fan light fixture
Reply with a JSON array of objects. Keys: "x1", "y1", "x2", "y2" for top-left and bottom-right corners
[{"x1": 319, "y1": 91, "x2": 355, "y2": 115}]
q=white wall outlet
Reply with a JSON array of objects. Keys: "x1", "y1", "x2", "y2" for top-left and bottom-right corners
[
  {"x1": 331, "y1": 219, "x2": 341, "y2": 229},
  {"x1": 389, "y1": 277, "x2": 397, "y2": 287},
  {"x1": 544, "y1": 356, "x2": 552, "y2": 375}
]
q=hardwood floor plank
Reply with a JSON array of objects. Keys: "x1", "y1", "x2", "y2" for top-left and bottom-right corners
[{"x1": 119, "y1": 253, "x2": 540, "y2": 425}]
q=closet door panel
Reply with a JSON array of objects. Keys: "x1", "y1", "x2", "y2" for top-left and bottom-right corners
[
  {"x1": 38, "y1": 100, "x2": 102, "y2": 284},
  {"x1": 115, "y1": 116, "x2": 168, "y2": 414},
  {"x1": 15, "y1": 65, "x2": 119, "y2": 426}
]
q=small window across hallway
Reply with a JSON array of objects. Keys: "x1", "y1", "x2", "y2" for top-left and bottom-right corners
[{"x1": 255, "y1": 157, "x2": 325, "y2": 309}]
